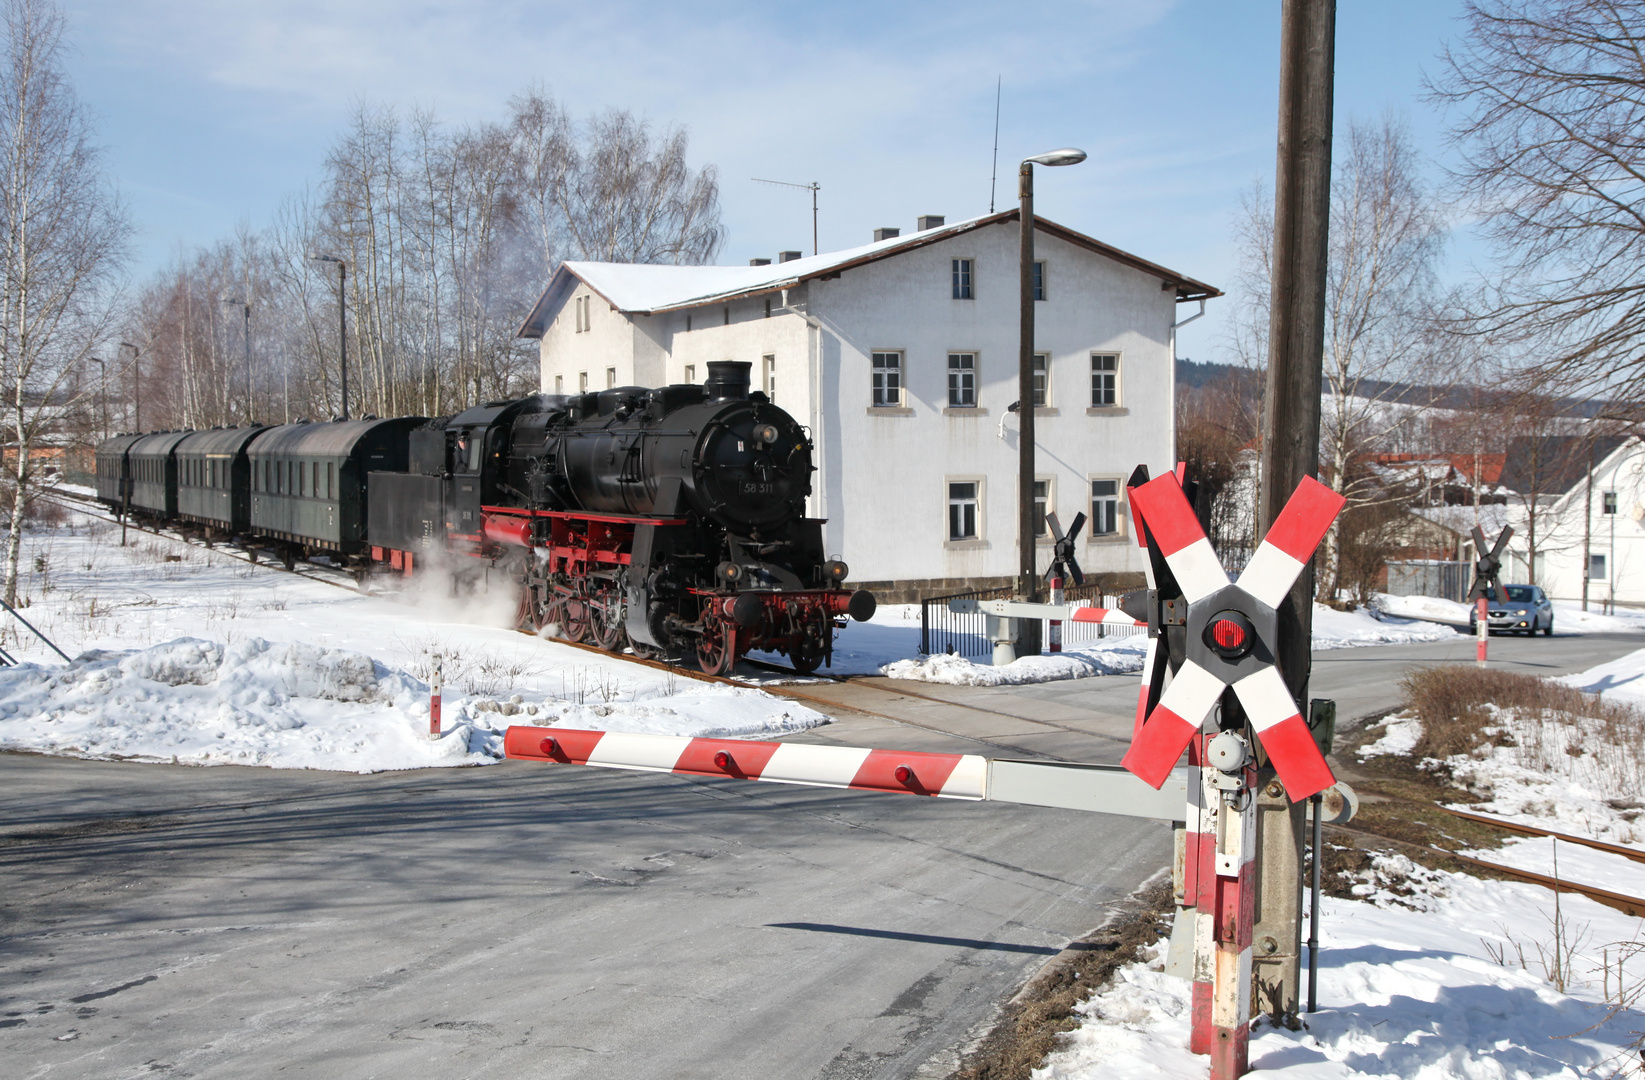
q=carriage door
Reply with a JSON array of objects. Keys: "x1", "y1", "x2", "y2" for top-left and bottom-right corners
[{"x1": 452, "y1": 427, "x2": 484, "y2": 538}]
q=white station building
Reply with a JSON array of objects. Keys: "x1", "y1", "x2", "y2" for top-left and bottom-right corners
[{"x1": 517, "y1": 211, "x2": 1219, "y2": 600}]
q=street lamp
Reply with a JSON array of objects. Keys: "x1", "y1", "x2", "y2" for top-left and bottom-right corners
[
  {"x1": 1018, "y1": 148, "x2": 1086, "y2": 610},
  {"x1": 220, "y1": 296, "x2": 252, "y2": 424},
  {"x1": 313, "y1": 255, "x2": 349, "y2": 420},
  {"x1": 120, "y1": 341, "x2": 142, "y2": 431},
  {"x1": 88, "y1": 357, "x2": 109, "y2": 440}
]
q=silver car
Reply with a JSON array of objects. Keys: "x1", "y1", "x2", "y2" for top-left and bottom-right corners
[{"x1": 1468, "y1": 584, "x2": 1554, "y2": 636}]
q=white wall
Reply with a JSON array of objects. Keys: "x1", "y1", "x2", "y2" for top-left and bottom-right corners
[
  {"x1": 1532, "y1": 440, "x2": 1645, "y2": 606},
  {"x1": 806, "y1": 221, "x2": 1175, "y2": 582}
]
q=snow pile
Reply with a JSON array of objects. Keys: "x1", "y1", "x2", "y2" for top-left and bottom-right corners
[
  {"x1": 1555, "y1": 602, "x2": 1645, "y2": 635},
  {"x1": 1037, "y1": 867, "x2": 1645, "y2": 1080},
  {"x1": 0, "y1": 636, "x2": 828, "y2": 772},
  {"x1": 880, "y1": 639, "x2": 1150, "y2": 686},
  {"x1": 1565, "y1": 646, "x2": 1645, "y2": 704},
  {"x1": 1311, "y1": 603, "x2": 1459, "y2": 649}
]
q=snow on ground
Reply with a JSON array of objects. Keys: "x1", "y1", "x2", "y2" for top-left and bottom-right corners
[
  {"x1": 1555, "y1": 602, "x2": 1645, "y2": 635},
  {"x1": 1037, "y1": 865, "x2": 1645, "y2": 1080},
  {"x1": 1370, "y1": 592, "x2": 1473, "y2": 627},
  {"x1": 0, "y1": 515, "x2": 826, "y2": 772},
  {"x1": 1311, "y1": 603, "x2": 1458, "y2": 649},
  {"x1": 1565, "y1": 646, "x2": 1645, "y2": 704}
]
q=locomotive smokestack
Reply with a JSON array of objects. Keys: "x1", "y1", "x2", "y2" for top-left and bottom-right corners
[{"x1": 704, "y1": 361, "x2": 752, "y2": 402}]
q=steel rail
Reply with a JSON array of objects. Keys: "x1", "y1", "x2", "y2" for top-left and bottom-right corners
[
  {"x1": 1438, "y1": 806, "x2": 1645, "y2": 866},
  {"x1": 1326, "y1": 822, "x2": 1645, "y2": 918}
]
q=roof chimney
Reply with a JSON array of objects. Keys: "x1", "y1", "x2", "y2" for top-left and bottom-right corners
[
  {"x1": 778, "y1": 250, "x2": 802, "y2": 263},
  {"x1": 873, "y1": 227, "x2": 900, "y2": 242},
  {"x1": 749, "y1": 257, "x2": 771, "y2": 266},
  {"x1": 917, "y1": 215, "x2": 945, "y2": 231}
]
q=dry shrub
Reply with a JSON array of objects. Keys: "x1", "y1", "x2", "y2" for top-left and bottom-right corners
[{"x1": 1400, "y1": 666, "x2": 1644, "y2": 761}]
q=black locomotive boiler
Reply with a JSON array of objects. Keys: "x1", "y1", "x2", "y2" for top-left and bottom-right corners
[{"x1": 367, "y1": 360, "x2": 874, "y2": 673}]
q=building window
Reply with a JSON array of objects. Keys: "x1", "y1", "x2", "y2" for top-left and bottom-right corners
[
  {"x1": 948, "y1": 481, "x2": 979, "y2": 540},
  {"x1": 1033, "y1": 353, "x2": 1049, "y2": 407},
  {"x1": 574, "y1": 295, "x2": 586, "y2": 333},
  {"x1": 1603, "y1": 491, "x2": 1618, "y2": 515},
  {"x1": 947, "y1": 352, "x2": 976, "y2": 408},
  {"x1": 952, "y1": 258, "x2": 973, "y2": 300},
  {"x1": 764, "y1": 296, "x2": 772, "y2": 318},
  {"x1": 684, "y1": 364, "x2": 696, "y2": 383},
  {"x1": 1590, "y1": 553, "x2": 1608, "y2": 580},
  {"x1": 1091, "y1": 479, "x2": 1120, "y2": 536},
  {"x1": 872, "y1": 351, "x2": 902, "y2": 407},
  {"x1": 763, "y1": 354, "x2": 776, "y2": 402},
  {"x1": 1032, "y1": 261, "x2": 1046, "y2": 301},
  {"x1": 1034, "y1": 479, "x2": 1050, "y2": 537},
  {"x1": 686, "y1": 314, "x2": 692, "y2": 332},
  {"x1": 1091, "y1": 353, "x2": 1119, "y2": 407},
  {"x1": 606, "y1": 367, "x2": 617, "y2": 389},
  {"x1": 554, "y1": 374, "x2": 563, "y2": 394},
  {"x1": 578, "y1": 371, "x2": 589, "y2": 393},
  {"x1": 723, "y1": 305, "x2": 730, "y2": 326}
]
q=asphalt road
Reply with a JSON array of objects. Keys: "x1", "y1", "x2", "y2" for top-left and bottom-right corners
[{"x1": 0, "y1": 751, "x2": 1166, "y2": 1080}]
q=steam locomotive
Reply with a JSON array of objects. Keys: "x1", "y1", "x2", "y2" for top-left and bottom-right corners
[{"x1": 94, "y1": 361, "x2": 875, "y2": 674}]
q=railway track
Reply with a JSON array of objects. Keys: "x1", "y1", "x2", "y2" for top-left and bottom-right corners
[{"x1": 1329, "y1": 816, "x2": 1645, "y2": 918}]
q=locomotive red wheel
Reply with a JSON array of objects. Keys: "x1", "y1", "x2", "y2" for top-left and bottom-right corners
[
  {"x1": 517, "y1": 585, "x2": 547, "y2": 632},
  {"x1": 696, "y1": 616, "x2": 736, "y2": 676},
  {"x1": 591, "y1": 587, "x2": 627, "y2": 651},
  {"x1": 561, "y1": 592, "x2": 593, "y2": 643}
]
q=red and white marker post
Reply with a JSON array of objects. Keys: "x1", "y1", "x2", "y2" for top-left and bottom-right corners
[
  {"x1": 1475, "y1": 597, "x2": 1489, "y2": 667},
  {"x1": 429, "y1": 654, "x2": 443, "y2": 740},
  {"x1": 1048, "y1": 576, "x2": 1064, "y2": 653}
]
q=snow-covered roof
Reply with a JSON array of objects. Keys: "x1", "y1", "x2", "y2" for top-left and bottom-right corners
[
  {"x1": 1411, "y1": 502, "x2": 1517, "y2": 539},
  {"x1": 517, "y1": 210, "x2": 1221, "y2": 337}
]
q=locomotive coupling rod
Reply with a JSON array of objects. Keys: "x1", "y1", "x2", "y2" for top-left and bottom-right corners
[{"x1": 503, "y1": 726, "x2": 1191, "y2": 822}]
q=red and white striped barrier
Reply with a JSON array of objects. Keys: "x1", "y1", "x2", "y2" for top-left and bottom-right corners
[
  {"x1": 1048, "y1": 576, "x2": 1064, "y2": 653},
  {"x1": 502, "y1": 727, "x2": 1193, "y2": 821},
  {"x1": 505, "y1": 727, "x2": 988, "y2": 798},
  {"x1": 1068, "y1": 605, "x2": 1146, "y2": 627}
]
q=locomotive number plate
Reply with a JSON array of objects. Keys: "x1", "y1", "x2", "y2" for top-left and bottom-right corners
[{"x1": 739, "y1": 481, "x2": 775, "y2": 495}]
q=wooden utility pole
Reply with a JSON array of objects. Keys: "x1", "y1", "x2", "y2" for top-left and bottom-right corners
[{"x1": 1254, "y1": 0, "x2": 1336, "y2": 1028}]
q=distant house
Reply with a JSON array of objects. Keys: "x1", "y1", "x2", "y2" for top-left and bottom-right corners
[
  {"x1": 1516, "y1": 436, "x2": 1644, "y2": 605},
  {"x1": 517, "y1": 211, "x2": 1219, "y2": 600}
]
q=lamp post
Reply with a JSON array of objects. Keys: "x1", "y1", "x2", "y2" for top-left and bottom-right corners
[
  {"x1": 1018, "y1": 148, "x2": 1086, "y2": 610},
  {"x1": 88, "y1": 357, "x2": 108, "y2": 440},
  {"x1": 120, "y1": 341, "x2": 142, "y2": 431},
  {"x1": 313, "y1": 255, "x2": 349, "y2": 420},
  {"x1": 221, "y1": 296, "x2": 252, "y2": 424}
]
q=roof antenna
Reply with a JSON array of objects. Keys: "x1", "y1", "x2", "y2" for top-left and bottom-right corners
[
  {"x1": 989, "y1": 75, "x2": 1002, "y2": 214},
  {"x1": 753, "y1": 178, "x2": 821, "y2": 255}
]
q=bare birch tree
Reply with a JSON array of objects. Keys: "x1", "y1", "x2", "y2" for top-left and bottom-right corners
[
  {"x1": 0, "y1": 0, "x2": 128, "y2": 603},
  {"x1": 1233, "y1": 118, "x2": 1450, "y2": 594},
  {"x1": 1431, "y1": 0, "x2": 1645, "y2": 397}
]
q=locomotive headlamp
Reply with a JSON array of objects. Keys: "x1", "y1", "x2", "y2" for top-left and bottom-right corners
[
  {"x1": 753, "y1": 423, "x2": 780, "y2": 446},
  {"x1": 825, "y1": 559, "x2": 848, "y2": 582},
  {"x1": 1204, "y1": 610, "x2": 1254, "y2": 659},
  {"x1": 717, "y1": 561, "x2": 744, "y2": 583}
]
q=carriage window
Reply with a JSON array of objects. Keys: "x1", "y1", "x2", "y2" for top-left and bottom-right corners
[
  {"x1": 327, "y1": 462, "x2": 334, "y2": 498},
  {"x1": 311, "y1": 461, "x2": 319, "y2": 496}
]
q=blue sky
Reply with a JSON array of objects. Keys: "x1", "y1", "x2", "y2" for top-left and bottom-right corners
[{"x1": 61, "y1": 0, "x2": 1473, "y2": 361}]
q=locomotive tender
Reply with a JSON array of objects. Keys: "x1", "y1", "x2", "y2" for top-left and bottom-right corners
[{"x1": 93, "y1": 361, "x2": 874, "y2": 673}]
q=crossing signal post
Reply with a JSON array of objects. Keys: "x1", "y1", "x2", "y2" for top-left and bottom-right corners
[{"x1": 1468, "y1": 525, "x2": 1513, "y2": 667}]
